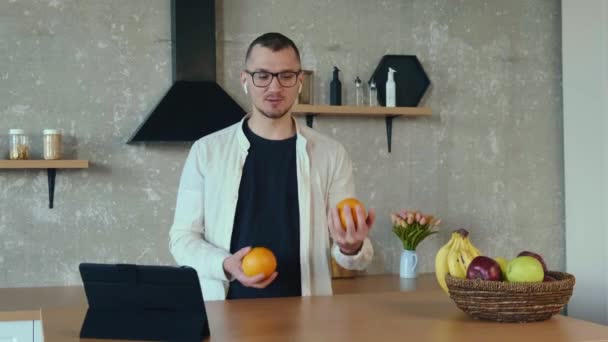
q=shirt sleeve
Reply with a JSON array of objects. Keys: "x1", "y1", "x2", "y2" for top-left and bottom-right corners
[
  {"x1": 169, "y1": 141, "x2": 231, "y2": 282},
  {"x1": 331, "y1": 238, "x2": 374, "y2": 270},
  {"x1": 327, "y1": 142, "x2": 355, "y2": 208}
]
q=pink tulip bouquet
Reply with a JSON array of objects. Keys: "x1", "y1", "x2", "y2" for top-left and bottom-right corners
[{"x1": 390, "y1": 210, "x2": 441, "y2": 251}]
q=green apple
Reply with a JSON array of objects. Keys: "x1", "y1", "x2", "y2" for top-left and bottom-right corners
[
  {"x1": 506, "y1": 256, "x2": 544, "y2": 282},
  {"x1": 494, "y1": 257, "x2": 509, "y2": 278}
]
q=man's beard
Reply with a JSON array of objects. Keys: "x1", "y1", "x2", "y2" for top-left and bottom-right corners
[{"x1": 254, "y1": 103, "x2": 291, "y2": 119}]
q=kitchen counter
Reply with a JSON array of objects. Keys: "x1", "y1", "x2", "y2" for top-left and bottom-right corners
[{"x1": 1, "y1": 274, "x2": 608, "y2": 341}]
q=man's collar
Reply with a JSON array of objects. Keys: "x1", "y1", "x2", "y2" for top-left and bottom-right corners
[{"x1": 236, "y1": 112, "x2": 309, "y2": 151}]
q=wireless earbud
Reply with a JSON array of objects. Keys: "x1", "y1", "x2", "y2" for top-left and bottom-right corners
[
  {"x1": 298, "y1": 83, "x2": 303, "y2": 94},
  {"x1": 242, "y1": 83, "x2": 248, "y2": 94}
]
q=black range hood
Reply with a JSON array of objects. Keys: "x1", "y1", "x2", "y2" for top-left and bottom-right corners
[{"x1": 128, "y1": 0, "x2": 245, "y2": 143}]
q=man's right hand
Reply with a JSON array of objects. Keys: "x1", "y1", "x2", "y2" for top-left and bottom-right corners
[{"x1": 223, "y1": 246, "x2": 278, "y2": 288}]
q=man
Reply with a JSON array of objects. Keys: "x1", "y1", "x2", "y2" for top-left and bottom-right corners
[{"x1": 169, "y1": 32, "x2": 374, "y2": 301}]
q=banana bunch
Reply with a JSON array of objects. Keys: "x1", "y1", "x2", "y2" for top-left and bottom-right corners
[{"x1": 435, "y1": 229, "x2": 482, "y2": 294}]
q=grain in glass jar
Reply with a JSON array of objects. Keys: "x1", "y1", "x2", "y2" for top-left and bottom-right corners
[
  {"x1": 9, "y1": 129, "x2": 30, "y2": 160},
  {"x1": 43, "y1": 129, "x2": 62, "y2": 160}
]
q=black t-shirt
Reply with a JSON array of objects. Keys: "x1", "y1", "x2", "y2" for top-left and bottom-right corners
[{"x1": 226, "y1": 120, "x2": 301, "y2": 299}]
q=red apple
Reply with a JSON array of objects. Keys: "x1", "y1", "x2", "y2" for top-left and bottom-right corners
[
  {"x1": 517, "y1": 251, "x2": 548, "y2": 273},
  {"x1": 543, "y1": 275, "x2": 557, "y2": 282},
  {"x1": 466, "y1": 256, "x2": 503, "y2": 281}
]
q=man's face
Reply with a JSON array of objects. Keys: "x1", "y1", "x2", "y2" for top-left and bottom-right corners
[{"x1": 241, "y1": 45, "x2": 302, "y2": 120}]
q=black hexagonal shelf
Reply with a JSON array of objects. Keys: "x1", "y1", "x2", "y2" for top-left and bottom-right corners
[{"x1": 369, "y1": 55, "x2": 430, "y2": 107}]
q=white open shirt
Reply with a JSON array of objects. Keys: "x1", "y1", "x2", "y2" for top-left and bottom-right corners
[{"x1": 169, "y1": 116, "x2": 373, "y2": 301}]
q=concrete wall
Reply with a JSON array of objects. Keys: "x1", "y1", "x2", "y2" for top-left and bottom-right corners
[{"x1": 0, "y1": 0, "x2": 563, "y2": 287}]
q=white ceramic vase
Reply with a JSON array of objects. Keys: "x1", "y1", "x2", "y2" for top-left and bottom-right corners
[{"x1": 399, "y1": 249, "x2": 418, "y2": 279}]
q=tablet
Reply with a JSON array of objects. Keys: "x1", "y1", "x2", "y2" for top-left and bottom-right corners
[{"x1": 79, "y1": 263, "x2": 210, "y2": 342}]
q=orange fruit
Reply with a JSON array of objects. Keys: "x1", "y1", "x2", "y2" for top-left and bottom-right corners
[
  {"x1": 336, "y1": 198, "x2": 366, "y2": 231},
  {"x1": 241, "y1": 247, "x2": 277, "y2": 279}
]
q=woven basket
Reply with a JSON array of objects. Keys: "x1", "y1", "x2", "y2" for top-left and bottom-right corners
[{"x1": 446, "y1": 271, "x2": 575, "y2": 323}]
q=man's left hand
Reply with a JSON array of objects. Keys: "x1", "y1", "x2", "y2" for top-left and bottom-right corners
[{"x1": 329, "y1": 204, "x2": 375, "y2": 255}]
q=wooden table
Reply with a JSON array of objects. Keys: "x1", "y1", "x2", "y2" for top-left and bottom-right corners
[{"x1": 2, "y1": 274, "x2": 608, "y2": 342}]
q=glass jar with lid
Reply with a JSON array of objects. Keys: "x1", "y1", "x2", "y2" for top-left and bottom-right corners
[
  {"x1": 9, "y1": 129, "x2": 30, "y2": 160},
  {"x1": 43, "y1": 129, "x2": 62, "y2": 160}
]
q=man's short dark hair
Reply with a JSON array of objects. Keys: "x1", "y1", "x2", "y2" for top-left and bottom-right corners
[{"x1": 245, "y1": 32, "x2": 301, "y2": 65}]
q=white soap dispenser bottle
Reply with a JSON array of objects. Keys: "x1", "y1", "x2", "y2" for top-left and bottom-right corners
[{"x1": 385, "y1": 67, "x2": 396, "y2": 107}]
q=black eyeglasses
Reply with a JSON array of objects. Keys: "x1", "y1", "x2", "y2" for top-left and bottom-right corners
[{"x1": 245, "y1": 70, "x2": 301, "y2": 87}]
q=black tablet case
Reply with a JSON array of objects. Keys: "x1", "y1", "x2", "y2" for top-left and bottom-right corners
[{"x1": 79, "y1": 263, "x2": 209, "y2": 342}]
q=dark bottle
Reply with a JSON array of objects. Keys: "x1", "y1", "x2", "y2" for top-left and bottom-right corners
[{"x1": 330, "y1": 66, "x2": 342, "y2": 105}]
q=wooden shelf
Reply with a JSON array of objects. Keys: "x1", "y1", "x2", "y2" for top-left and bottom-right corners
[
  {"x1": 0, "y1": 160, "x2": 89, "y2": 208},
  {"x1": 291, "y1": 104, "x2": 432, "y2": 153},
  {"x1": 0, "y1": 160, "x2": 89, "y2": 169},
  {"x1": 291, "y1": 104, "x2": 432, "y2": 116}
]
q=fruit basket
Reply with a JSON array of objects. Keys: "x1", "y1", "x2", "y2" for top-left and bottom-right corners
[{"x1": 445, "y1": 271, "x2": 575, "y2": 323}]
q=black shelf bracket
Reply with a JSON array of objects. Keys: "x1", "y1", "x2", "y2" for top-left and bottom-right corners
[
  {"x1": 47, "y1": 168, "x2": 56, "y2": 209},
  {"x1": 385, "y1": 115, "x2": 396, "y2": 153},
  {"x1": 305, "y1": 114, "x2": 317, "y2": 128},
  {"x1": 303, "y1": 112, "x2": 396, "y2": 152}
]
